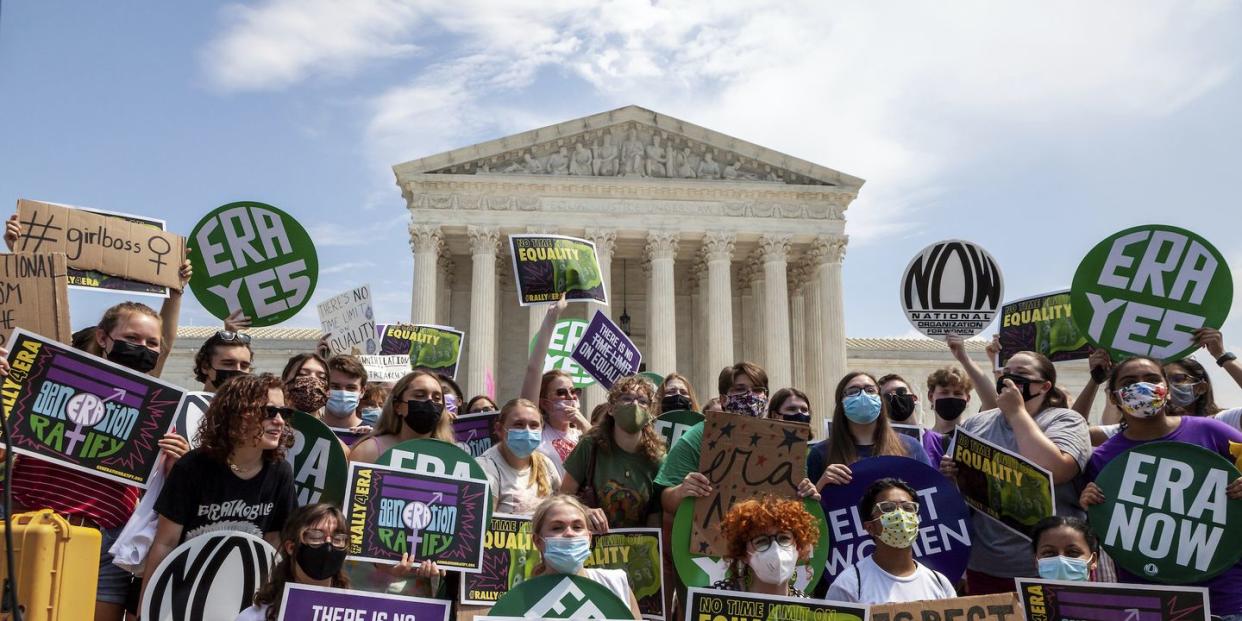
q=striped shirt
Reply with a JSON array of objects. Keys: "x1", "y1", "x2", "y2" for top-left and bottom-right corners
[{"x1": 9, "y1": 458, "x2": 140, "y2": 529}]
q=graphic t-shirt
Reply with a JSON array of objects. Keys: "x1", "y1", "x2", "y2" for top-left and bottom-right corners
[
  {"x1": 538, "y1": 425, "x2": 581, "y2": 476},
  {"x1": 564, "y1": 434, "x2": 663, "y2": 528},
  {"x1": 155, "y1": 449, "x2": 296, "y2": 542},
  {"x1": 477, "y1": 445, "x2": 562, "y2": 515}
]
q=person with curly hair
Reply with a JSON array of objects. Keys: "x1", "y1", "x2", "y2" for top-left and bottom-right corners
[
  {"x1": 530, "y1": 495, "x2": 642, "y2": 619},
  {"x1": 561, "y1": 375, "x2": 667, "y2": 531},
  {"x1": 141, "y1": 373, "x2": 297, "y2": 606},
  {"x1": 236, "y1": 503, "x2": 351, "y2": 621},
  {"x1": 825, "y1": 479, "x2": 955, "y2": 603},
  {"x1": 715, "y1": 497, "x2": 820, "y2": 597}
]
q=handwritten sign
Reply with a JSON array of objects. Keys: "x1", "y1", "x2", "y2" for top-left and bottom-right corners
[
  {"x1": 377, "y1": 323, "x2": 463, "y2": 379},
  {"x1": 950, "y1": 427, "x2": 1054, "y2": 539},
  {"x1": 572, "y1": 310, "x2": 640, "y2": 390},
  {"x1": 0, "y1": 253, "x2": 70, "y2": 345},
  {"x1": 509, "y1": 234, "x2": 607, "y2": 305},
  {"x1": 871, "y1": 593, "x2": 1019, "y2": 621},
  {"x1": 317, "y1": 284, "x2": 376, "y2": 355},
  {"x1": 357, "y1": 354, "x2": 411, "y2": 383}
]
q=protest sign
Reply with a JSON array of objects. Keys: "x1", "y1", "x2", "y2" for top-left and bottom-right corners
[
  {"x1": 61, "y1": 206, "x2": 177, "y2": 296},
  {"x1": 188, "y1": 201, "x2": 318, "y2": 327},
  {"x1": 950, "y1": 427, "x2": 1054, "y2": 539},
  {"x1": 1087, "y1": 441, "x2": 1242, "y2": 583},
  {"x1": 672, "y1": 498, "x2": 829, "y2": 592},
  {"x1": 453, "y1": 411, "x2": 501, "y2": 459},
  {"x1": 380, "y1": 437, "x2": 487, "y2": 481},
  {"x1": 820, "y1": 456, "x2": 973, "y2": 583},
  {"x1": 900, "y1": 239, "x2": 1004, "y2": 339},
  {"x1": 692, "y1": 410, "x2": 810, "y2": 556},
  {"x1": 998, "y1": 290, "x2": 1090, "y2": 365},
  {"x1": 1015, "y1": 578, "x2": 1211, "y2": 621},
  {"x1": 279, "y1": 584, "x2": 451, "y2": 621},
  {"x1": 15, "y1": 199, "x2": 187, "y2": 292},
  {"x1": 141, "y1": 531, "x2": 277, "y2": 621},
  {"x1": 1071, "y1": 225, "x2": 1232, "y2": 361},
  {"x1": 1233, "y1": 441, "x2": 1242, "y2": 470},
  {"x1": 490, "y1": 574, "x2": 631, "y2": 619},
  {"x1": 0, "y1": 252, "x2": 70, "y2": 345},
  {"x1": 509, "y1": 234, "x2": 607, "y2": 306},
  {"x1": 654, "y1": 410, "x2": 703, "y2": 449},
  {"x1": 891, "y1": 423, "x2": 924, "y2": 443},
  {"x1": 377, "y1": 323, "x2": 464, "y2": 379},
  {"x1": 871, "y1": 593, "x2": 1021, "y2": 621},
  {"x1": 358, "y1": 354, "x2": 411, "y2": 383},
  {"x1": 317, "y1": 284, "x2": 377, "y2": 355},
  {"x1": 461, "y1": 513, "x2": 537, "y2": 606},
  {"x1": 571, "y1": 310, "x2": 641, "y2": 390},
  {"x1": 588, "y1": 528, "x2": 664, "y2": 620},
  {"x1": 0, "y1": 328, "x2": 184, "y2": 487},
  {"x1": 531, "y1": 319, "x2": 595, "y2": 388},
  {"x1": 286, "y1": 411, "x2": 348, "y2": 507},
  {"x1": 346, "y1": 461, "x2": 490, "y2": 571},
  {"x1": 683, "y1": 587, "x2": 867, "y2": 621},
  {"x1": 173, "y1": 391, "x2": 211, "y2": 444}
]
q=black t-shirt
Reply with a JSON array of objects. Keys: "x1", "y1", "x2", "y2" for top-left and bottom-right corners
[{"x1": 155, "y1": 448, "x2": 296, "y2": 542}]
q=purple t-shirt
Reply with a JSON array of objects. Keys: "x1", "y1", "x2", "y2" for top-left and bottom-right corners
[
  {"x1": 923, "y1": 429, "x2": 947, "y2": 466},
  {"x1": 1088, "y1": 416, "x2": 1242, "y2": 614}
]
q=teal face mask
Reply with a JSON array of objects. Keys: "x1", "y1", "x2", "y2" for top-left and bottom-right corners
[{"x1": 843, "y1": 393, "x2": 882, "y2": 424}]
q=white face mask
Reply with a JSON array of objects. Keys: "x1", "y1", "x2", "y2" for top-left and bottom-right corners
[{"x1": 747, "y1": 542, "x2": 798, "y2": 585}]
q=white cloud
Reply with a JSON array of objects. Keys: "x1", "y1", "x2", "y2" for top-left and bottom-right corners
[{"x1": 305, "y1": 213, "x2": 407, "y2": 247}]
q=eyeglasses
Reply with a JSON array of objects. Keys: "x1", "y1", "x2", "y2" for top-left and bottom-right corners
[
  {"x1": 301, "y1": 529, "x2": 349, "y2": 550},
  {"x1": 749, "y1": 533, "x2": 795, "y2": 552},
  {"x1": 618, "y1": 394, "x2": 651, "y2": 406},
  {"x1": 216, "y1": 330, "x2": 252, "y2": 344},
  {"x1": 844, "y1": 386, "x2": 880, "y2": 397},
  {"x1": 889, "y1": 387, "x2": 910, "y2": 396},
  {"x1": 262, "y1": 406, "x2": 295, "y2": 420},
  {"x1": 470, "y1": 407, "x2": 498, "y2": 414},
  {"x1": 1168, "y1": 373, "x2": 1200, "y2": 385},
  {"x1": 873, "y1": 500, "x2": 920, "y2": 515}
]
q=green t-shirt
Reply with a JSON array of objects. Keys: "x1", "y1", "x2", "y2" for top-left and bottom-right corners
[
  {"x1": 653, "y1": 421, "x2": 703, "y2": 488},
  {"x1": 563, "y1": 433, "x2": 663, "y2": 528}
]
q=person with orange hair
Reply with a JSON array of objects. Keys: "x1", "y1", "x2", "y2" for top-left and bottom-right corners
[{"x1": 715, "y1": 497, "x2": 820, "y2": 597}]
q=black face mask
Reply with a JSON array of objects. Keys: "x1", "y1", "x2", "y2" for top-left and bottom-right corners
[
  {"x1": 886, "y1": 392, "x2": 916, "y2": 422},
  {"x1": 782, "y1": 412, "x2": 811, "y2": 424},
  {"x1": 106, "y1": 339, "x2": 159, "y2": 373},
  {"x1": 661, "y1": 394, "x2": 692, "y2": 413},
  {"x1": 295, "y1": 541, "x2": 346, "y2": 581},
  {"x1": 211, "y1": 368, "x2": 245, "y2": 387},
  {"x1": 933, "y1": 397, "x2": 968, "y2": 421},
  {"x1": 404, "y1": 399, "x2": 443, "y2": 434},
  {"x1": 997, "y1": 373, "x2": 1040, "y2": 401}
]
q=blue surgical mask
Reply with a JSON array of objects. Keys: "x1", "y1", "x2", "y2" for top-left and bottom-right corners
[
  {"x1": 506, "y1": 428, "x2": 542, "y2": 459},
  {"x1": 542, "y1": 536, "x2": 591, "y2": 574},
  {"x1": 1168, "y1": 382, "x2": 1199, "y2": 408},
  {"x1": 325, "y1": 390, "x2": 360, "y2": 416},
  {"x1": 1037, "y1": 555, "x2": 1091, "y2": 582},
  {"x1": 359, "y1": 407, "x2": 381, "y2": 427},
  {"x1": 843, "y1": 393, "x2": 882, "y2": 424}
]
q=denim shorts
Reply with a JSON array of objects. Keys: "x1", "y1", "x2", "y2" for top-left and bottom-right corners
[{"x1": 97, "y1": 526, "x2": 137, "y2": 605}]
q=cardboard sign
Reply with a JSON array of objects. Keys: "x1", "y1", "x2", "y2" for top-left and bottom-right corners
[
  {"x1": 358, "y1": 354, "x2": 411, "y2": 383},
  {"x1": 61, "y1": 206, "x2": 175, "y2": 297},
  {"x1": 0, "y1": 329, "x2": 184, "y2": 487},
  {"x1": 173, "y1": 391, "x2": 211, "y2": 445},
  {"x1": 317, "y1": 284, "x2": 377, "y2": 355},
  {"x1": 286, "y1": 411, "x2": 348, "y2": 507},
  {"x1": 820, "y1": 456, "x2": 973, "y2": 583},
  {"x1": 346, "y1": 461, "x2": 490, "y2": 571},
  {"x1": 692, "y1": 411, "x2": 810, "y2": 556},
  {"x1": 998, "y1": 290, "x2": 1090, "y2": 365},
  {"x1": 871, "y1": 593, "x2": 1021, "y2": 621},
  {"x1": 453, "y1": 411, "x2": 501, "y2": 459},
  {"x1": 489, "y1": 574, "x2": 630, "y2": 619},
  {"x1": 509, "y1": 234, "x2": 607, "y2": 306},
  {"x1": 653, "y1": 410, "x2": 703, "y2": 449},
  {"x1": 1070, "y1": 225, "x2": 1232, "y2": 361},
  {"x1": 571, "y1": 310, "x2": 641, "y2": 390},
  {"x1": 900, "y1": 239, "x2": 1004, "y2": 339},
  {"x1": 15, "y1": 199, "x2": 186, "y2": 291},
  {"x1": 141, "y1": 532, "x2": 277, "y2": 621},
  {"x1": 1088, "y1": 441, "x2": 1242, "y2": 583},
  {"x1": 188, "y1": 201, "x2": 318, "y2": 327},
  {"x1": 279, "y1": 584, "x2": 451, "y2": 621},
  {"x1": 950, "y1": 427, "x2": 1054, "y2": 539},
  {"x1": 1015, "y1": 578, "x2": 1211, "y2": 621},
  {"x1": 0, "y1": 253, "x2": 70, "y2": 345},
  {"x1": 683, "y1": 587, "x2": 867, "y2": 621},
  {"x1": 531, "y1": 319, "x2": 595, "y2": 388},
  {"x1": 377, "y1": 323, "x2": 464, "y2": 379}
]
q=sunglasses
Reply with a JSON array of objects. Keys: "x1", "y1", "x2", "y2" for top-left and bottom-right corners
[
  {"x1": 216, "y1": 330, "x2": 252, "y2": 344},
  {"x1": 262, "y1": 405, "x2": 296, "y2": 420},
  {"x1": 552, "y1": 388, "x2": 582, "y2": 399}
]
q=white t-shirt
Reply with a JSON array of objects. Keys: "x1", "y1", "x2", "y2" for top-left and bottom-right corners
[
  {"x1": 477, "y1": 445, "x2": 562, "y2": 515},
  {"x1": 825, "y1": 556, "x2": 956, "y2": 604},
  {"x1": 234, "y1": 604, "x2": 268, "y2": 621},
  {"x1": 585, "y1": 568, "x2": 632, "y2": 607},
  {"x1": 538, "y1": 425, "x2": 582, "y2": 477}
]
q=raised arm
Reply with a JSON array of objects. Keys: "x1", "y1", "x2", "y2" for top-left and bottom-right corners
[
  {"x1": 520, "y1": 296, "x2": 567, "y2": 403},
  {"x1": 1071, "y1": 348, "x2": 1112, "y2": 419},
  {"x1": 1196, "y1": 328, "x2": 1242, "y2": 391},
  {"x1": 153, "y1": 259, "x2": 192, "y2": 377},
  {"x1": 948, "y1": 334, "x2": 998, "y2": 410}
]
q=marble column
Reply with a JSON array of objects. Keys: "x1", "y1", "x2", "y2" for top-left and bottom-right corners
[
  {"x1": 809, "y1": 235, "x2": 849, "y2": 427},
  {"x1": 645, "y1": 231, "x2": 679, "y2": 375},
  {"x1": 737, "y1": 263, "x2": 756, "y2": 364},
  {"x1": 466, "y1": 226, "x2": 499, "y2": 399},
  {"x1": 702, "y1": 232, "x2": 735, "y2": 391},
  {"x1": 789, "y1": 262, "x2": 808, "y2": 391},
  {"x1": 748, "y1": 259, "x2": 766, "y2": 368},
  {"x1": 436, "y1": 252, "x2": 454, "y2": 326},
  {"x1": 760, "y1": 234, "x2": 793, "y2": 391},
  {"x1": 689, "y1": 258, "x2": 708, "y2": 396},
  {"x1": 408, "y1": 224, "x2": 442, "y2": 324},
  {"x1": 583, "y1": 228, "x2": 616, "y2": 408}
]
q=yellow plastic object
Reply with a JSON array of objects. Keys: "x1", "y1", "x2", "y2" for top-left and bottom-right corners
[{"x1": 0, "y1": 509, "x2": 100, "y2": 621}]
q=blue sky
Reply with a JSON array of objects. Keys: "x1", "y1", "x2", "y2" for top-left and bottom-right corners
[{"x1": 3, "y1": 1, "x2": 1241, "y2": 395}]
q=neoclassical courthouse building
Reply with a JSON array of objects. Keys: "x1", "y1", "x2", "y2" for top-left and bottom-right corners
[{"x1": 167, "y1": 106, "x2": 1098, "y2": 430}]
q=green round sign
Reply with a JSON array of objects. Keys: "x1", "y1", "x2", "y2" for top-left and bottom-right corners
[
  {"x1": 529, "y1": 319, "x2": 595, "y2": 388},
  {"x1": 653, "y1": 410, "x2": 703, "y2": 448},
  {"x1": 671, "y1": 497, "x2": 830, "y2": 591},
  {"x1": 1070, "y1": 225, "x2": 1231, "y2": 361},
  {"x1": 188, "y1": 201, "x2": 318, "y2": 327},
  {"x1": 638, "y1": 371, "x2": 664, "y2": 387},
  {"x1": 1088, "y1": 441, "x2": 1242, "y2": 584},
  {"x1": 286, "y1": 411, "x2": 348, "y2": 507},
  {"x1": 490, "y1": 574, "x2": 631, "y2": 618},
  {"x1": 379, "y1": 438, "x2": 487, "y2": 482}
]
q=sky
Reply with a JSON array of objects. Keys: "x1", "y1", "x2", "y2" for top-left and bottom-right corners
[{"x1": 2, "y1": 1, "x2": 1241, "y2": 398}]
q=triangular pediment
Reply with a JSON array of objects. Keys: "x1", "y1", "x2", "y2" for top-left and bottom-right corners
[{"x1": 392, "y1": 105, "x2": 863, "y2": 189}]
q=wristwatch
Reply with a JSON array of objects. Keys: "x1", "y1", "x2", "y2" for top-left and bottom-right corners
[{"x1": 1217, "y1": 352, "x2": 1237, "y2": 367}]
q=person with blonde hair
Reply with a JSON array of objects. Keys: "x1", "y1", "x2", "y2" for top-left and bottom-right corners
[
  {"x1": 347, "y1": 370, "x2": 456, "y2": 463},
  {"x1": 478, "y1": 398, "x2": 561, "y2": 514},
  {"x1": 655, "y1": 372, "x2": 700, "y2": 415},
  {"x1": 530, "y1": 495, "x2": 642, "y2": 619},
  {"x1": 716, "y1": 496, "x2": 820, "y2": 597}
]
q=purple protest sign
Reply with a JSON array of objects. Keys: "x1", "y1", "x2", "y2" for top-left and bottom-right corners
[
  {"x1": 570, "y1": 310, "x2": 641, "y2": 390},
  {"x1": 820, "y1": 456, "x2": 973, "y2": 583},
  {"x1": 278, "y1": 583, "x2": 451, "y2": 621},
  {"x1": 453, "y1": 411, "x2": 500, "y2": 458}
]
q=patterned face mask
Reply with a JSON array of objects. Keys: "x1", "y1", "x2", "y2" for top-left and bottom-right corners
[
  {"x1": 286, "y1": 375, "x2": 329, "y2": 412},
  {"x1": 723, "y1": 391, "x2": 768, "y2": 418},
  {"x1": 1115, "y1": 382, "x2": 1167, "y2": 418},
  {"x1": 875, "y1": 509, "x2": 920, "y2": 549}
]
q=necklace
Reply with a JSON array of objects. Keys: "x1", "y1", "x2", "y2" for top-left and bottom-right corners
[{"x1": 229, "y1": 458, "x2": 261, "y2": 473}]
